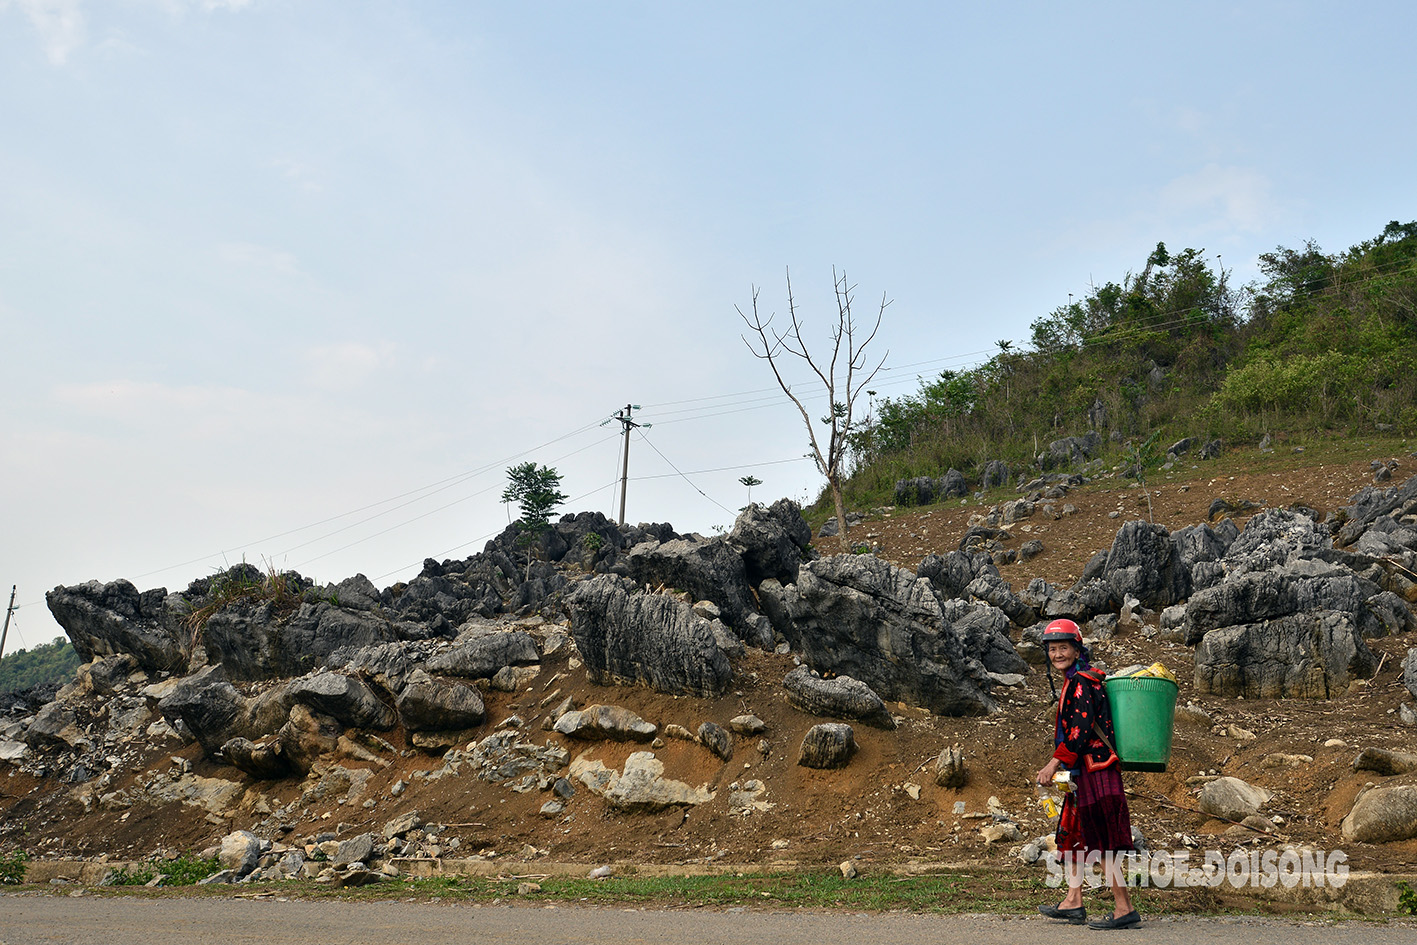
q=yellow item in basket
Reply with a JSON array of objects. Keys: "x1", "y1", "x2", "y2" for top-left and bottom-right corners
[{"x1": 1110, "y1": 662, "x2": 1177, "y2": 683}]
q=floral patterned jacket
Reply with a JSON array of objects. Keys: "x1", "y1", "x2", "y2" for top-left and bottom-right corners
[{"x1": 1051, "y1": 667, "x2": 1120, "y2": 772}]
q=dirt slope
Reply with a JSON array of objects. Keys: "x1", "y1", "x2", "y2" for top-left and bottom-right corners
[{"x1": 3, "y1": 441, "x2": 1416, "y2": 878}]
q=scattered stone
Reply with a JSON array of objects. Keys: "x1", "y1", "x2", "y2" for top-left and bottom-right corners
[
  {"x1": 934, "y1": 746, "x2": 967, "y2": 789},
  {"x1": 728, "y1": 714, "x2": 766, "y2": 735},
  {"x1": 697, "y1": 721, "x2": 734, "y2": 761},
  {"x1": 798, "y1": 723, "x2": 856, "y2": 769},
  {"x1": 839, "y1": 860, "x2": 858, "y2": 880},
  {"x1": 1198, "y1": 776, "x2": 1273, "y2": 822},
  {"x1": 782, "y1": 666, "x2": 895, "y2": 729},
  {"x1": 1353, "y1": 747, "x2": 1417, "y2": 776},
  {"x1": 553, "y1": 705, "x2": 657, "y2": 741}
]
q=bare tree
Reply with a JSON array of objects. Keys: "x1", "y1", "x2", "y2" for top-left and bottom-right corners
[{"x1": 738, "y1": 267, "x2": 889, "y2": 552}]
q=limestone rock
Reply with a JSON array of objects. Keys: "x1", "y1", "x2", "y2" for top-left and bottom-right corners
[
  {"x1": 45, "y1": 579, "x2": 187, "y2": 673},
  {"x1": 567, "y1": 576, "x2": 732, "y2": 697},
  {"x1": 1198, "y1": 776, "x2": 1273, "y2": 822},
  {"x1": 553, "y1": 704, "x2": 657, "y2": 741},
  {"x1": 728, "y1": 714, "x2": 766, "y2": 735},
  {"x1": 570, "y1": 751, "x2": 715, "y2": 811},
  {"x1": 288, "y1": 672, "x2": 395, "y2": 731},
  {"x1": 779, "y1": 555, "x2": 996, "y2": 717},
  {"x1": 1352, "y1": 747, "x2": 1417, "y2": 776},
  {"x1": 697, "y1": 721, "x2": 733, "y2": 761},
  {"x1": 425, "y1": 631, "x2": 540, "y2": 679},
  {"x1": 1342, "y1": 785, "x2": 1417, "y2": 843},
  {"x1": 395, "y1": 672, "x2": 486, "y2": 732},
  {"x1": 219, "y1": 830, "x2": 265, "y2": 878},
  {"x1": 727, "y1": 499, "x2": 813, "y2": 587},
  {"x1": 798, "y1": 723, "x2": 857, "y2": 769},
  {"x1": 783, "y1": 666, "x2": 895, "y2": 729},
  {"x1": 934, "y1": 746, "x2": 967, "y2": 788}
]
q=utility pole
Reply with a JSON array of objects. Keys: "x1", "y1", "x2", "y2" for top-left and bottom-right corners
[
  {"x1": 0, "y1": 586, "x2": 15, "y2": 664},
  {"x1": 604, "y1": 404, "x2": 650, "y2": 526}
]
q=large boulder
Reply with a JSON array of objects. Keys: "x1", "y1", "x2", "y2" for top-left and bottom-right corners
[
  {"x1": 624, "y1": 536, "x2": 759, "y2": 639},
  {"x1": 939, "y1": 601, "x2": 1029, "y2": 676},
  {"x1": 1183, "y1": 560, "x2": 1386, "y2": 645},
  {"x1": 46, "y1": 579, "x2": 187, "y2": 673},
  {"x1": 1198, "y1": 776, "x2": 1273, "y2": 821},
  {"x1": 777, "y1": 555, "x2": 996, "y2": 716},
  {"x1": 1101, "y1": 520, "x2": 1189, "y2": 609},
  {"x1": 782, "y1": 666, "x2": 894, "y2": 729},
  {"x1": 275, "y1": 704, "x2": 343, "y2": 774},
  {"x1": 157, "y1": 665, "x2": 257, "y2": 755},
  {"x1": 394, "y1": 671, "x2": 486, "y2": 732},
  {"x1": 199, "y1": 600, "x2": 398, "y2": 682},
  {"x1": 727, "y1": 499, "x2": 812, "y2": 587},
  {"x1": 964, "y1": 575, "x2": 1036, "y2": 627},
  {"x1": 1193, "y1": 611, "x2": 1377, "y2": 699},
  {"x1": 287, "y1": 672, "x2": 396, "y2": 731},
  {"x1": 566, "y1": 576, "x2": 732, "y2": 697},
  {"x1": 1342, "y1": 785, "x2": 1417, "y2": 844},
  {"x1": 425, "y1": 630, "x2": 540, "y2": 679}
]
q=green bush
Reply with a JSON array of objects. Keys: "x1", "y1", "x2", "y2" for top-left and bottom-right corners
[
  {"x1": 107, "y1": 854, "x2": 222, "y2": 887},
  {"x1": 0, "y1": 849, "x2": 30, "y2": 885}
]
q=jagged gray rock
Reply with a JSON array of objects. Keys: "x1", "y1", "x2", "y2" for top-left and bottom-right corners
[
  {"x1": 288, "y1": 672, "x2": 395, "y2": 731},
  {"x1": 566, "y1": 575, "x2": 732, "y2": 697},
  {"x1": 1406, "y1": 648, "x2": 1417, "y2": 700},
  {"x1": 219, "y1": 830, "x2": 265, "y2": 878},
  {"x1": 697, "y1": 721, "x2": 733, "y2": 761},
  {"x1": 917, "y1": 550, "x2": 997, "y2": 602},
  {"x1": 965, "y1": 575, "x2": 1036, "y2": 627},
  {"x1": 1193, "y1": 610, "x2": 1377, "y2": 699},
  {"x1": 779, "y1": 555, "x2": 996, "y2": 717},
  {"x1": 395, "y1": 670, "x2": 486, "y2": 732},
  {"x1": 1101, "y1": 520, "x2": 1190, "y2": 609},
  {"x1": 570, "y1": 751, "x2": 714, "y2": 811},
  {"x1": 1183, "y1": 560, "x2": 1386, "y2": 645},
  {"x1": 275, "y1": 704, "x2": 343, "y2": 774},
  {"x1": 798, "y1": 723, "x2": 857, "y2": 769},
  {"x1": 1221, "y1": 508, "x2": 1331, "y2": 577},
  {"x1": 625, "y1": 535, "x2": 759, "y2": 638},
  {"x1": 46, "y1": 579, "x2": 187, "y2": 673},
  {"x1": 937, "y1": 600, "x2": 1028, "y2": 676},
  {"x1": 782, "y1": 666, "x2": 895, "y2": 729},
  {"x1": 727, "y1": 499, "x2": 813, "y2": 587},
  {"x1": 425, "y1": 631, "x2": 540, "y2": 679}
]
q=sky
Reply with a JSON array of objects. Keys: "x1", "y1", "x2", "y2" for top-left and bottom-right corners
[{"x1": 2, "y1": 0, "x2": 1414, "y2": 652}]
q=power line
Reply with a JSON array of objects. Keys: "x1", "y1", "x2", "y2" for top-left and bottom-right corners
[{"x1": 634, "y1": 428, "x2": 736, "y2": 516}]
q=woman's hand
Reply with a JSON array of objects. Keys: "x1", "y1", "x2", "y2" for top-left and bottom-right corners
[{"x1": 1037, "y1": 757, "x2": 1061, "y2": 786}]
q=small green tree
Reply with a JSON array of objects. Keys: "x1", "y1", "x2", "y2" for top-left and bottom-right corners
[
  {"x1": 502, "y1": 463, "x2": 568, "y2": 579},
  {"x1": 738, "y1": 475, "x2": 762, "y2": 505}
]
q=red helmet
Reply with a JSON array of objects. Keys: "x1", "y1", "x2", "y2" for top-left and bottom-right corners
[{"x1": 1041, "y1": 618, "x2": 1083, "y2": 648}]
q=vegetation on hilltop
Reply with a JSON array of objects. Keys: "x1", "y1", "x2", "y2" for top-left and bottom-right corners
[
  {"x1": 834, "y1": 220, "x2": 1417, "y2": 511},
  {"x1": 0, "y1": 637, "x2": 79, "y2": 694}
]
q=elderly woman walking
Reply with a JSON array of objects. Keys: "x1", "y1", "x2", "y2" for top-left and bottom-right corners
[{"x1": 1035, "y1": 619, "x2": 1140, "y2": 930}]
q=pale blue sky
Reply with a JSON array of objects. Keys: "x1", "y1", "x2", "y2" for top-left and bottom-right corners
[{"x1": 2, "y1": 1, "x2": 1413, "y2": 649}]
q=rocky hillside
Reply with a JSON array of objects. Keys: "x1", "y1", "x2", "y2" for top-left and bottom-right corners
[{"x1": 3, "y1": 443, "x2": 1417, "y2": 893}]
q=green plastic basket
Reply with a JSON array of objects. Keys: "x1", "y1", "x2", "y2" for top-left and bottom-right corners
[{"x1": 1104, "y1": 675, "x2": 1178, "y2": 772}]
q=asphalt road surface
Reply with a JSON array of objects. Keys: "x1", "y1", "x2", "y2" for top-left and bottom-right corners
[{"x1": 3, "y1": 895, "x2": 1416, "y2": 945}]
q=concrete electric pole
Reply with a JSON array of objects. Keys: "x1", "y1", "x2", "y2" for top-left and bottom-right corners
[{"x1": 605, "y1": 404, "x2": 650, "y2": 526}]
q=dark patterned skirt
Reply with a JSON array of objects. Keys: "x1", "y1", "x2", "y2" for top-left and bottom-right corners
[{"x1": 1055, "y1": 764, "x2": 1133, "y2": 854}]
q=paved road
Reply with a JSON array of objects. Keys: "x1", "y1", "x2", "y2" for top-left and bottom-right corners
[{"x1": 3, "y1": 894, "x2": 1415, "y2": 945}]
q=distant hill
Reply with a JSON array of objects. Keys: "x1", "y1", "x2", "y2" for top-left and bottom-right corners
[
  {"x1": 0, "y1": 637, "x2": 79, "y2": 694},
  {"x1": 833, "y1": 219, "x2": 1417, "y2": 513}
]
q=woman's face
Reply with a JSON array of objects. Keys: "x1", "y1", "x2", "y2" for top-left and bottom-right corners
[{"x1": 1047, "y1": 640, "x2": 1079, "y2": 672}]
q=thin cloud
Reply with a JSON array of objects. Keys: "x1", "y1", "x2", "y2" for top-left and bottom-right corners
[
  {"x1": 302, "y1": 341, "x2": 396, "y2": 391},
  {"x1": 3, "y1": 0, "x2": 85, "y2": 65},
  {"x1": 1158, "y1": 164, "x2": 1277, "y2": 233},
  {"x1": 217, "y1": 241, "x2": 302, "y2": 276}
]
